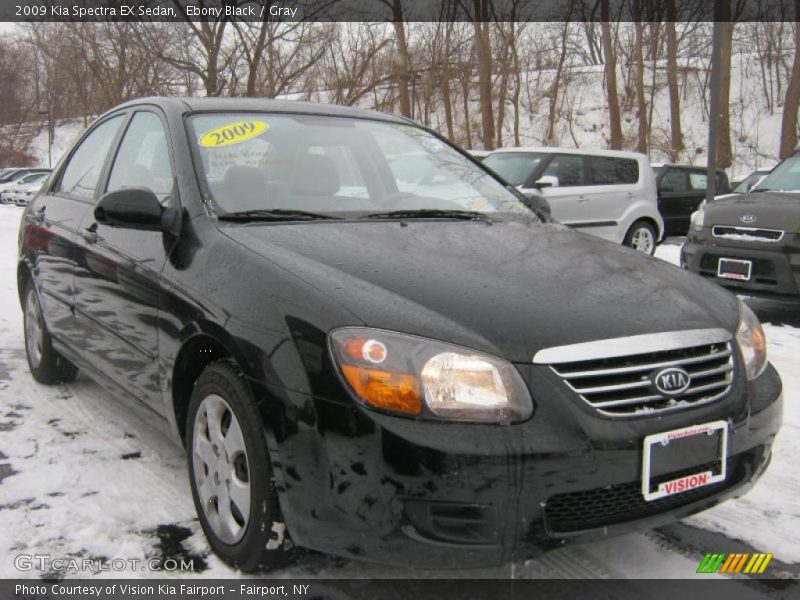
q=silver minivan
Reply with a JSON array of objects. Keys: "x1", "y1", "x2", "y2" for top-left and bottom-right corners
[{"x1": 483, "y1": 147, "x2": 663, "y2": 254}]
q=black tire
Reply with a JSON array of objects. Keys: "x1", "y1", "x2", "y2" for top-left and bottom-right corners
[
  {"x1": 186, "y1": 359, "x2": 292, "y2": 573},
  {"x1": 23, "y1": 280, "x2": 78, "y2": 384},
  {"x1": 623, "y1": 220, "x2": 657, "y2": 255}
]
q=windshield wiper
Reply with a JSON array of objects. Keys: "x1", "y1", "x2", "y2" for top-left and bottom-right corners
[
  {"x1": 359, "y1": 209, "x2": 492, "y2": 223},
  {"x1": 218, "y1": 209, "x2": 340, "y2": 222}
]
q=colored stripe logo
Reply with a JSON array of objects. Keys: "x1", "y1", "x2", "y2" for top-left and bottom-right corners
[{"x1": 696, "y1": 552, "x2": 773, "y2": 574}]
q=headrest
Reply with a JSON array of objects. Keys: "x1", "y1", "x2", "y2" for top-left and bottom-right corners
[
  {"x1": 290, "y1": 154, "x2": 340, "y2": 196},
  {"x1": 221, "y1": 166, "x2": 268, "y2": 210}
]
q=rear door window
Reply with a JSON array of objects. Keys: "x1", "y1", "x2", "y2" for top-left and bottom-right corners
[
  {"x1": 659, "y1": 168, "x2": 689, "y2": 192},
  {"x1": 689, "y1": 172, "x2": 708, "y2": 190},
  {"x1": 590, "y1": 157, "x2": 639, "y2": 185}
]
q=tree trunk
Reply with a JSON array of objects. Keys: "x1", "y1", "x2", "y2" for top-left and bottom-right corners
[
  {"x1": 547, "y1": 22, "x2": 570, "y2": 145},
  {"x1": 780, "y1": 3, "x2": 800, "y2": 158},
  {"x1": 600, "y1": 1, "x2": 623, "y2": 149},
  {"x1": 666, "y1": 3, "x2": 683, "y2": 158},
  {"x1": 495, "y1": 24, "x2": 511, "y2": 148},
  {"x1": 391, "y1": 2, "x2": 412, "y2": 118},
  {"x1": 716, "y1": 18, "x2": 734, "y2": 168},
  {"x1": 473, "y1": 1, "x2": 495, "y2": 150},
  {"x1": 441, "y1": 23, "x2": 455, "y2": 140},
  {"x1": 461, "y1": 73, "x2": 472, "y2": 149},
  {"x1": 511, "y1": 28, "x2": 522, "y2": 146},
  {"x1": 634, "y1": 5, "x2": 648, "y2": 154}
]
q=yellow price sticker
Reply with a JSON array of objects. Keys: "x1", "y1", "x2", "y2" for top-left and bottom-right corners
[{"x1": 199, "y1": 120, "x2": 268, "y2": 148}]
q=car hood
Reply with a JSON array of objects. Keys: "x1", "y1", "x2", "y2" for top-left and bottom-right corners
[
  {"x1": 221, "y1": 220, "x2": 739, "y2": 363},
  {"x1": 706, "y1": 191, "x2": 800, "y2": 231}
]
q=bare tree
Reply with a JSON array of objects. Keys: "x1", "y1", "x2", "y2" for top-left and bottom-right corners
[
  {"x1": 546, "y1": 21, "x2": 573, "y2": 145},
  {"x1": 384, "y1": 0, "x2": 412, "y2": 117},
  {"x1": 600, "y1": 0, "x2": 623, "y2": 149},
  {"x1": 148, "y1": 1, "x2": 240, "y2": 96},
  {"x1": 781, "y1": 0, "x2": 800, "y2": 157},
  {"x1": 318, "y1": 24, "x2": 392, "y2": 106},
  {"x1": 665, "y1": 0, "x2": 683, "y2": 158},
  {"x1": 467, "y1": 0, "x2": 495, "y2": 149},
  {"x1": 633, "y1": 0, "x2": 648, "y2": 153},
  {"x1": 716, "y1": 10, "x2": 735, "y2": 168}
]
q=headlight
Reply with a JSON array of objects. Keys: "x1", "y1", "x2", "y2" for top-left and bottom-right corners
[
  {"x1": 735, "y1": 300, "x2": 767, "y2": 380},
  {"x1": 690, "y1": 206, "x2": 705, "y2": 231},
  {"x1": 329, "y1": 327, "x2": 533, "y2": 424}
]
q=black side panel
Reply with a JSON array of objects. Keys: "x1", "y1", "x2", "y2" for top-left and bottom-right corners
[{"x1": 22, "y1": 194, "x2": 91, "y2": 351}]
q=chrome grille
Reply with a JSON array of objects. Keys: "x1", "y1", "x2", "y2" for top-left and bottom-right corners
[
  {"x1": 712, "y1": 225, "x2": 784, "y2": 242},
  {"x1": 534, "y1": 330, "x2": 735, "y2": 416}
]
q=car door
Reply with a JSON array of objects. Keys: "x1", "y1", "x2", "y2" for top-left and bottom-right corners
[
  {"x1": 73, "y1": 110, "x2": 175, "y2": 410},
  {"x1": 584, "y1": 156, "x2": 641, "y2": 237},
  {"x1": 656, "y1": 168, "x2": 691, "y2": 235},
  {"x1": 24, "y1": 115, "x2": 125, "y2": 353},
  {"x1": 527, "y1": 154, "x2": 591, "y2": 226}
]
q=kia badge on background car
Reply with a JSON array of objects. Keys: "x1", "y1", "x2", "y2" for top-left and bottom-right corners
[
  {"x1": 19, "y1": 97, "x2": 782, "y2": 573},
  {"x1": 683, "y1": 149, "x2": 800, "y2": 298}
]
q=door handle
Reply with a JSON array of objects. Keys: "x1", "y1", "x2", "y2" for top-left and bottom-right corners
[
  {"x1": 81, "y1": 222, "x2": 98, "y2": 244},
  {"x1": 578, "y1": 196, "x2": 588, "y2": 203}
]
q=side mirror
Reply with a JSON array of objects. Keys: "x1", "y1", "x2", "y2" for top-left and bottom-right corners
[
  {"x1": 535, "y1": 175, "x2": 559, "y2": 189},
  {"x1": 95, "y1": 187, "x2": 164, "y2": 231}
]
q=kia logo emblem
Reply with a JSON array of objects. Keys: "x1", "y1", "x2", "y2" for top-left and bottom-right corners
[
  {"x1": 652, "y1": 367, "x2": 691, "y2": 396},
  {"x1": 740, "y1": 214, "x2": 757, "y2": 224}
]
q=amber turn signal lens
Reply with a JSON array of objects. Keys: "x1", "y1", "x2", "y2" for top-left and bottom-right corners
[{"x1": 341, "y1": 364, "x2": 422, "y2": 415}]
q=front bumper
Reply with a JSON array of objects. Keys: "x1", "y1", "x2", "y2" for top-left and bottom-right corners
[
  {"x1": 682, "y1": 234, "x2": 800, "y2": 298},
  {"x1": 260, "y1": 360, "x2": 782, "y2": 569}
]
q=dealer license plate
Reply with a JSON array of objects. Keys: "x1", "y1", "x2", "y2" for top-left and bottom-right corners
[
  {"x1": 642, "y1": 420, "x2": 728, "y2": 502},
  {"x1": 717, "y1": 257, "x2": 752, "y2": 281}
]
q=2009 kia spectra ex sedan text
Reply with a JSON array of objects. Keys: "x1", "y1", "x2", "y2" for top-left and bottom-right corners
[{"x1": 18, "y1": 98, "x2": 782, "y2": 572}]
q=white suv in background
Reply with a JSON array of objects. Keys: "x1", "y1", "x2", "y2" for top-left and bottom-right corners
[{"x1": 483, "y1": 147, "x2": 663, "y2": 254}]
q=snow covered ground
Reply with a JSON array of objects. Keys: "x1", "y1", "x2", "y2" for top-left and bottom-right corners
[{"x1": 0, "y1": 205, "x2": 797, "y2": 585}]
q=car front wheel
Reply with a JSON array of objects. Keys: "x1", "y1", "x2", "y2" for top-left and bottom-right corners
[
  {"x1": 23, "y1": 281, "x2": 78, "y2": 384},
  {"x1": 187, "y1": 359, "x2": 292, "y2": 572},
  {"x1": 624, "y1": 220, "x2": 657, "y2": 255}
]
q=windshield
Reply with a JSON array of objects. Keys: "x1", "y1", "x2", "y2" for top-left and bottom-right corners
[
  {"x1": 756, "y1": 155, "x2": 800, "y2": 193},
  {"x1": 483, "y1": 152, "x2": 547, "y2": 186},
  {"x1": 733, "y1": 171, "x2": 767, "y2": 194},
  {"x1": 187, "y1": 113, "x2": 532, "y2": 219},
  {"x1": 20, "y1": 173, "x2": 46, "y2": 184}
]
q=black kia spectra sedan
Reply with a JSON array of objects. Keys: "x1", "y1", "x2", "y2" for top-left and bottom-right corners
[
  {"x1": 683, "y1": 150, "x2": 800, "y2": 299},
  {"x1": 18, "y1": 97, "x2": 782, "y2": 572}
]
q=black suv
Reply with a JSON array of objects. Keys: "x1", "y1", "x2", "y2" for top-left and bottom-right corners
[
  {"x1": 683, "y1": 151, "x2": 800, "y2": 298},
  {"x1": 18, "y1": 98, "x2": 781, "y2": 572},
  {"x1": 655, "y1": 164, "x2": 731, "y2": 236}
]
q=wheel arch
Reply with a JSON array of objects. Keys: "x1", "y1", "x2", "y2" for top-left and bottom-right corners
[
  {"x1": 170, "y1": 321, "x2": 259, "y2": 446},
  {"x1": 17, "y1": 260, "x2": 32, "y2": 308}
]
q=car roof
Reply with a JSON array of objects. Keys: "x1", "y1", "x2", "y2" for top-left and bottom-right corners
[
  {"x1": 108, "y1": 96, "x2": 412, "y2": 125},
  {"x1": 487, "y1": 146, "x2": 647, "y2": 160},
  {"x1": 653, "y1": 163, "x2": 726, "y2": 173}
]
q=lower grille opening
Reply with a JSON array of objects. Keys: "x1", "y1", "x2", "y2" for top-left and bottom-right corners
[
  {"x1": 544, "y1": 453, "x2": 751, "y2": 534},
  {"x1": 404, "y1": 500, "x2": 498, "y2": 545}
]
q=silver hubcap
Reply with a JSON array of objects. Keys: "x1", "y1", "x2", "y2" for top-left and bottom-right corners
[
  {"x1": 630, "y1": 227, "x2": 654, "y2": 254},
  {"x1": 25, "y1": 288, "x2": 44, "y2": 369},
  {"x1": 192, "y1": 394, "x2": 250, "y2": 544}
]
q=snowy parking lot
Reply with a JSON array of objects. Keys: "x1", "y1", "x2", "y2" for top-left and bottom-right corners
[{"x1": 0, "y1": 205, "x2": 797, "y2": 585}]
